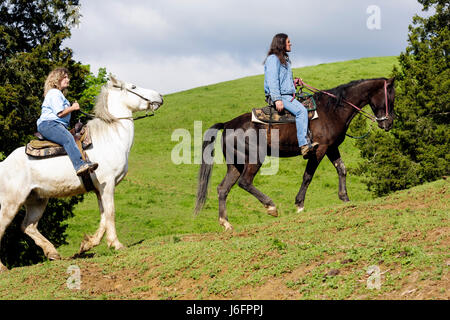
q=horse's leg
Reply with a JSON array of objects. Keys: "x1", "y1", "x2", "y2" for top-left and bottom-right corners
[
  {"x1": 22, "y1": 196, "x2": 60, "y2": 260},
  {"x1": 217, "y1": 164, "x2": 241, "y2": 231},
  {"x1": 326, "y1": 146, "x2": 350, "y2": 202},
  {"x1": 79, "y1": 182, "x2": 123, "y2": 253},
  {"x1": 295, "y1": 147, "x2": 327, "y2": 212},
  {"x1": 79, "y1": 190, "x2": 107, "y2": 254},
  {"x1": 238, "y1": 163, "x2": 278, "y2": 217},
  {"x1": 0, "y1": 202, "x2": 22, "y2": 271},
  {"x1": 98, "y1": 182, "x2": 124, "y2": 251}
]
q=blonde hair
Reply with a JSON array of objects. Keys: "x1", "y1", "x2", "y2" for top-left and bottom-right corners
[{"x1": 44, "y1": 67, "x2": 69, "y2": 96}]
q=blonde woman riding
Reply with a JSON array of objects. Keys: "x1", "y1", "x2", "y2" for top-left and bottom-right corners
[{"x1": 37, "y1": 67, "x2": 98, "y2": 176}]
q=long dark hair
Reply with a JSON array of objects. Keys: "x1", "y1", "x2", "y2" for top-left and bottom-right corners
[{"x1": 264, "y1": 33, "x2": 289, "y2": 65}]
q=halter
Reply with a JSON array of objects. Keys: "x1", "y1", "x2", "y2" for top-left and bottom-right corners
[{"x1": 299, "y1": 80, "x2": 390, "y2": 122}]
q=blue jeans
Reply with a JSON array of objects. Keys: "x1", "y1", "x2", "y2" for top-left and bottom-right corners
[
  {"x1": 281, "y1": 95, "x2": 308, "y2": 147},
  {"x1": 37, "y1": 120, "x2": 85, "y2": 171}
]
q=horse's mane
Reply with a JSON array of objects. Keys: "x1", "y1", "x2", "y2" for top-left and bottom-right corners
[
  {"x1": 314, "y1": 77, "x2": 387, "y2": 111},
  {"x1": 93, "y1": 86, "x2": 118, "y2": 124},
  {"x1": 87, "y1": 85, "x2": 120, "y2": 138}
]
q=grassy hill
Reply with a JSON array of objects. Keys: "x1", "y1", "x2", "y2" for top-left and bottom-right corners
[
  {"x1": 60, "y1": 56, "x2": 400, "y2": 257},
  {"x1": 0, "y1": 179, "x2": 447, "y2": 299},
  {"x1": 3, "y1": 56, "x2": 447, "y2": 300}
]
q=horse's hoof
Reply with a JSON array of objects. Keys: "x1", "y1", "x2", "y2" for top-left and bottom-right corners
[
  {"x1": 0, "y1": 264, "x2": 8, "y2": 273},
  {"x1": 78, "y1": 234, "x2": 93, "y2": 253},
  {"x1": 266, "y1": 206, "x2": 278, "y2": 217},
  {"x1": 115, "y1": 243, "x2": 125, "y2": 251},
  {"x1": 48, "y1": 253, "x2": 61, "y2": 261},
  {"x1": 109, "y1": 240, "x2": 125, "y2": 251},
  {"x1": 79, "y1": 241, "x2": 92, "y2": 254},
  {"x1": 296, "y1": 205, "x2": 304, "y2": 213},
  {"x1": 78, "y1": 246, "x2": 89, "y2": 255},
  {"x1": 219, "y1": 218, "x2": 233, "y2": 231}
]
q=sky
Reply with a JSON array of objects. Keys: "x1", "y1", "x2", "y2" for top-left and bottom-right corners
[{"x1": 64, "y1": 0, "x2": 428, "y2": 94}]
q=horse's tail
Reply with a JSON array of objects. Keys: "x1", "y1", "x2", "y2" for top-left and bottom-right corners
[
  {"x1": 194, "y1": 122, "x2": 224, "y2": 215},
  {"x1": 0, "y1": 160, "x2": 3, "y2": 207}
]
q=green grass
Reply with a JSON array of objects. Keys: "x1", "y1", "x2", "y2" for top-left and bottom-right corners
[
  {"x1": 59, "y1": 56, "x2": 399, "y2": 257},
  {"x1": 0, "y1": 179, "x2": 447, "y2": 299}
]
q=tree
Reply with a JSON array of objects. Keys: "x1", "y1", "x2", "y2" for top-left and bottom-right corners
[
  {"x1": 355, "y1": 0, "x2": 449, "y2": 196},
  {"x1": 0, "y1": 0, "x2": 90, "y2": 268},
  {"x1": 78, "y1": 67, "x2": 108, "y2": 113}
]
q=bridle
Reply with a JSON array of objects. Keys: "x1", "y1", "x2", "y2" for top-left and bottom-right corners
[
  {"x1": 79, "y1": 83, "x2": 160, "y2": 121},
  {"x1": 299, "y1": 80, "x2": 390, "y2": 123},
  {"x1": 111, "y1": 83, "x2": 159, "y2": 120},
  {"x1": 376, "y1": 80, "x2": 390, "y2": 122}
]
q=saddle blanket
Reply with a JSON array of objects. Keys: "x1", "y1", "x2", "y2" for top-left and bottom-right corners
[
  {"x1": 252, "y1": 98, "x2": 318, "y2": 125},
  {"x1": 25, "y1": 126, "x2": 92, "y2": 158}
]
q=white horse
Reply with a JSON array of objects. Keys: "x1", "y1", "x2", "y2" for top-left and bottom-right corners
[{"x1": 0, "y1": 76, "x2": 163, "y2": 271}]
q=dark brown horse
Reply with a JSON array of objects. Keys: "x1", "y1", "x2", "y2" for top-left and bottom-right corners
[{"x1": 195, "y1": 78, "x2": 395, "y2": 230}]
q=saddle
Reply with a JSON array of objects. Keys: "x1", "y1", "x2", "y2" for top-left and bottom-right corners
[
  {"x1": 252, "y1": 94, "x2": 319, "y2": 125},
  {"x1": 25, "y1": 122, "x2": 92, "y2": 159}
]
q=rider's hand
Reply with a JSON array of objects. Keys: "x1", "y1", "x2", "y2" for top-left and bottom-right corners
[
  {"x1": 294, "y1": 78, "x2": 304, "y2": 87},
  {"x1": 71, "y1": 101, "x2": 80, "y2": 111},
  {"x1": 57, "y1": 101, "x2": 80, "y2": 118},
  {"x1": 275, "y1": 100, "x2": 284, "y2": 112}
]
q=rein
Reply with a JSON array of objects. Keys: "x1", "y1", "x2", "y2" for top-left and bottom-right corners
[{"x1": 298, "y1": 80, "x2": 389, "y2": 123}]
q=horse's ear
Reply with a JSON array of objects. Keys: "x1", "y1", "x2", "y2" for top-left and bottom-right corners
[
  {"x1": 387, "y1": 77, "x2": 395, "y2": 86},
  {"x1": 109, "y1": 74, "x2": 120, "y2": 87}
]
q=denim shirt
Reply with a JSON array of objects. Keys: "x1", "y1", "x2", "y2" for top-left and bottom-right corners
[
  {"x1": 264, "y1": 54, "x2": 296, "y2": 102},
  {"x1": 37, "y1": 88, "x2": 71, "y2": 128}
]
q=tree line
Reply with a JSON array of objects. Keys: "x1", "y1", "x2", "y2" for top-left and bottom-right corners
[
  {"x1": 354, "y1": 0, "x2": 449, "y2": 196},
  {"x1": 0, "y1": 0, "x2": 106, "y2": 268}
]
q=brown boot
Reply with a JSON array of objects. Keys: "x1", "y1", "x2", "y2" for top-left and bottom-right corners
[
  {"x1": 300, "y1": 142, "x2": 319, "y2": 157},
  {"x1": 76, "y1": 161, "x2": 98, "y2": 176},
  {"x1": 300, "y1": 145, "x2": 311, "y2": 156},
  {"x1": 87, "y1": 161, "x2": 98, "y2": 172},
  {"x1": 76, "y1": 163, "x2": 91, "y2": 176}
]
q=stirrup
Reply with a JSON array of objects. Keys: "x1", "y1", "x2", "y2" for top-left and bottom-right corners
[
  {"x1": 76, "y1": 163, "x2": 91, "y2": 176},
  {"x1": 309, "y1": 142, "x2": 319, "y2": 151}
]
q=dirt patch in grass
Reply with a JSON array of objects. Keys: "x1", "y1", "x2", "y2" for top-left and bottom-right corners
[
  {"x1": 74, "y1": 255, "x2": 449, "y2": 300},
  {"x1": 76, "y1": 216, "x2": 448, "y2": 299}
]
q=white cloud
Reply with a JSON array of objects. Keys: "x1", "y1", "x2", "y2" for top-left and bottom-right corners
[
  {"x1": 65, "y1": 0, "x2": 424, "y2": 93},
  {"x1": 85, "y1": 53, "x2": 264, "y2": 94}
]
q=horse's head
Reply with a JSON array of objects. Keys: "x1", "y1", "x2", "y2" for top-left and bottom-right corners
[
  {"x1": 109, "y1": 76, "x2": 163, "y2": 113},
  {"x1": 368, "y1": 77, "x2": 395, "y2": 131}
]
